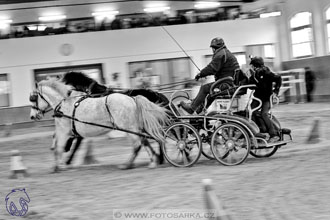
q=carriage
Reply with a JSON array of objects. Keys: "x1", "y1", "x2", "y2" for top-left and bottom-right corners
[
  {"x1": 29, "y1": 72, "x2": 292, "y2": 171},
  {"x1": 161, "y1": 76, "x2": 293, "y2": 167}
]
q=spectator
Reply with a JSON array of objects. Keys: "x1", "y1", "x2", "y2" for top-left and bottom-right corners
[
  {"x1": 110, "y1": 15, "x2": 123, "y2": 30},
  {"x1": 178, "y1": 12, "x2": 188, "y2": 24},
  {"x1": 216, "y1": 8, "x2": 227, "y2": 21},
  {"x1": 304, "y1": 66, "x2": 316, "y2": 102}
]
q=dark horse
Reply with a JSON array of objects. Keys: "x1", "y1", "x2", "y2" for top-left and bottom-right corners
[{"x1": 60, "y1": 71, "x2": 171, "y2": 166}]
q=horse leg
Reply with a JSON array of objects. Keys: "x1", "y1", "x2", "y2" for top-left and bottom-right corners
[
  {"x1": 53, "y1": 132, "x2": 71, "y2": 172},
  {"x1": 142, "y1": 138, "x2": 158, "y2": 169},
  {"x1": 118, "y1": 135, "x2": 142, "y2": 170},
  {"x1": 66, "y1": 137, "x2": 83, "y2": 165},
  {"x1": 64, "y1": 137, "x2": 75, "y2": 152},
  {"x1": 158, "y1": 141, "x2": 165, "y2": 165},
  {"x1": 50, "y1": 132, "x2": 56, "y2": 151},
  {"x1": 142, "y1": 138, "x2": 164, "y2": 165}
]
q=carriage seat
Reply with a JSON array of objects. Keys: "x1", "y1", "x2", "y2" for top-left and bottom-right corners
[
  {"x1": 209, "y1": 77, "x2": 246, "y2": 99},
  {"x1": 209, "y1": 69, "x2": 249, "y2": 99}
]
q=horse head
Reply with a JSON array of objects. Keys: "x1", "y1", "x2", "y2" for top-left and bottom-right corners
[{"x1": 30, "y1": 77, "x2": 71, "y2": 120}]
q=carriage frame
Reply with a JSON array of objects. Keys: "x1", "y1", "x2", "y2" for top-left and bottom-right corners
[{"x1": 161, "y1": 77, "x2": 293, "y2": 167}]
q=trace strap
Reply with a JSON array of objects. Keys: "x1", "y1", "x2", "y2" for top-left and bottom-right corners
[{"x1": 53, "y1": 96, "x2": 154, "y2": 139}]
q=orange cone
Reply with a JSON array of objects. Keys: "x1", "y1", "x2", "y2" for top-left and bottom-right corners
[
  {"x1": 306, "y1": 119, "x2": 320, "y2": 144},
  {"x1": 9, "y1": 150, "x2": 29, "y2": 179},
  {"x1": 203, "y1": 179, "x2": 233, "y2": 220},
  {"x1": 83, "y1": 140, "x2": 98, "y2": 165}
]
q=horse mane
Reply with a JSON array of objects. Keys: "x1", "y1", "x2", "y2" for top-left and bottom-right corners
[
  {"x1": 38, "y1": 77, "x2": 71, "y2": 98},
  {"x1": 61, "y1": 71, "x2": 107, "y2": 94}
]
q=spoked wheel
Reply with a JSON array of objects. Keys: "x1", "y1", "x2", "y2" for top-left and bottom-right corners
[
  {"x1": 211, "y1": 122, "x2": 251, "y2": 166},
  {"x1": 162, "y1": 122, "x2": 202, "y2": 167},
  {"x1": 250, "y1": 139, "x2": 279, "y2": 158}
]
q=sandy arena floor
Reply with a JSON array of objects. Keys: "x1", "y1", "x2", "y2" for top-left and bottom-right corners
[{"x1": 0, "y1": 102, "x2": 329, "y2": 220}]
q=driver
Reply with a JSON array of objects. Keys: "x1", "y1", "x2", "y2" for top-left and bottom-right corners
[{"x1": 180, "y1": 37, "x2": 240, "y2": 114}]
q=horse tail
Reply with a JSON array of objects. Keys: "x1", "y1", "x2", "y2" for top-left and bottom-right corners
[{"x1": 134, "y1": 95, "x2": 170, "y2": 143}]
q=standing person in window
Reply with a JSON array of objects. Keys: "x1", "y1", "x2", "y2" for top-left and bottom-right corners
[
  {"x1": 180, "y1": 37, "x2": 240, "y2": 114},
  {"x1": 249, "y1": 57, "x2": 282, "y2": 143},
  {"x1": 304, "y1": 66, "x2": 316, "y2": 102}
]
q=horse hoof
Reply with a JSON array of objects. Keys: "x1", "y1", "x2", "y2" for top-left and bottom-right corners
[
  {"x1": 148, "y1": 162, "x2": 157, "y2": 169},
  {"x1": 118, "y1": 164, "x2": 134, "y2": 170}
]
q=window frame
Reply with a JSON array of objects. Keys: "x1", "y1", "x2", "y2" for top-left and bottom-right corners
[
  {"x1": 33, "y1": 63, "x2": 104, "y2": 83},
  {"x1": 290, "y1": 11, "x2": 314, "y2": 59},
  {"x1": 325, "y1": 7, "x2": 330, "y2": 53},
  {"x1": 0, "y1": 73, "x2": 11, "y2": 107},
  {"x1": 128, "y1": 57, "x2": 192, "y2": 90}
]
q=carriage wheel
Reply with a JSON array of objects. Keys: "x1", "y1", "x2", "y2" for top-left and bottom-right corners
[
  {"x1": 250, "y1": 141, "x2": 279, "y2": 158},
  {"x1": 210, "y1": 122, "x2": 250, "y2": 166},
  {"x1": 162, "y1": 122, "x2": 202, "y2": 167}
]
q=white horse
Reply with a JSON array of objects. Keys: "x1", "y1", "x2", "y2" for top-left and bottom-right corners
[{"x1": 29, "y1": 78, "x2": 169, "y2": 171}]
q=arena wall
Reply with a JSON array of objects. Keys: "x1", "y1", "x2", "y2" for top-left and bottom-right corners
[{"x1": 0, "y1": 17, "x2": 278, "y2": 107}]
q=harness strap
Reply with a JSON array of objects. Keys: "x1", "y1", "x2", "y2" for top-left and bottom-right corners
[
  {"x1": 104, "y1": 95, "x2": 116, "y2": 128},
  {"x1": 71, "y1": 95, "x2": 89, "y2": 137}
]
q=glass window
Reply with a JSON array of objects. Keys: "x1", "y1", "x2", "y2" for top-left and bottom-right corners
[
  {"x1": 326, "y1": 8, "x2": 330, "y2": 52},
  {"x1": 290, "y1": 12, "x2": 313, "y2": 58},
  {"x1": 0, "y1": 74, "x2": 10, "y2": 107},
  {"x1": 205, "y1": 52, "x2": 247, "y2": 67},
  {"x1": 264, "y1": 44, "x2": 275, "y2": 58},
  {"x1": 128, "y1": 57, "x2": 191, "y2": 90},
  {"x1": 290, "y1": 12, "x2": 311, "y2": 28},
  {"x1": 34, "y1": 64, "x2": 104, "y2": 83}
]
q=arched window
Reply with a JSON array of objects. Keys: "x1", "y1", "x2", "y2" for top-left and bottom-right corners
[
  {"x1": 326, "y1": 7, "x2": 330, "y2": 52},
  {"x1": 290, "y1": 12, "x2": 313, "y2": 58}
]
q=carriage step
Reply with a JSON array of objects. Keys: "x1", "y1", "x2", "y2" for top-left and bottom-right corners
[{"x1": 253, "y1": 140, "x2": 290, "y2": 149}]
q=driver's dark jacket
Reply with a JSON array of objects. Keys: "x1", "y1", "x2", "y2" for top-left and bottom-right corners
[
  {"x1": 249, "y1": 66, "x2": 282, "y2": 102},
  {"x1": 199, "y1": 46, "x2": 240, "y2": 81}
]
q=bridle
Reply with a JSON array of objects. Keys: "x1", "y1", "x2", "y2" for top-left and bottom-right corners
[{"x1": 29, "y1": 87, "x2": 52, "y2": 115}]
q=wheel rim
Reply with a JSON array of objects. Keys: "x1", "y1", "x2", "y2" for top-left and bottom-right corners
[
  {"x1": 163, "y1": 123, "x2": 202, "y2": 167},
  {"x1": 211, "y1": 123, "x2": 250, "y2": 166},
  {"x1": 250, "y1": 139, "x2": 278, "y2": 158}
]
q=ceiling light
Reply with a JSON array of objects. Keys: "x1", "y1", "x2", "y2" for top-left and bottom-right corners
[
  {"x1": 92, "y1": 11, "x2": 119, "y2": 17},
  {"x1": 27, "y1": 25, "x2": 37, "y2": 31},
  {"x1": 194, "y1": 2, "x2": 221, "y2": 9},
  {"x1": 0, "y1": 19, "x2": 12, "y2": 24},
  {"x1": 37, "y1": 25, "x2": 47, "y2": 31},
  {"x1": 38, "y1": 15, "x2": 66, "y2": 22},
  {"x1": 0, "y1": 19, "x2": 12, "y2": 29},
  {"x1": 144, "y1": 6, "x2": 170, "y2": 13},
  {"x1": 260, "y1": 11, "x2": 281, "y2": 18}
]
